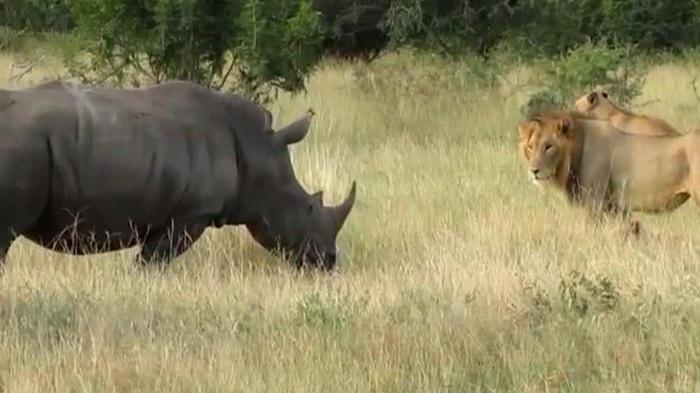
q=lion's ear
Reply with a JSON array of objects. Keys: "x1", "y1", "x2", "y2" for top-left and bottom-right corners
[
  {"x1": 558, "y1": 117, "x2": 573, "y2": 137},
  {"x1": 518, "y1": 121, "x2": 536, "y2": 140},
  {"x1": 587, "y1": 92, "x2": 597, "y2": 105}
]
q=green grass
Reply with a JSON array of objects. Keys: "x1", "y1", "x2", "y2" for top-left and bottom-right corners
[{"x1": 3, "y1": 46, "x2": 700, "y2": 391}]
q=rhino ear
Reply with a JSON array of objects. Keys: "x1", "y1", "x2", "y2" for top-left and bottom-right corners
[{"x1": 274, "y1": 109, "x2": 315, "y2": 146}]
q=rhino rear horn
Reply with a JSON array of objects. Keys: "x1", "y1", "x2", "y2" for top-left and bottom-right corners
[
  {"x1": 274, "y1": 109, "x2": 314, "y2": 146},
  {"x1": 330, "y1": 181, "x2": 357, "y2": 233}
]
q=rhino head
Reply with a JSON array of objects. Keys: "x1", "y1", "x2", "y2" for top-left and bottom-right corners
[{"x1": 243, "y1": 110, "x2": 356, "y2": 270}]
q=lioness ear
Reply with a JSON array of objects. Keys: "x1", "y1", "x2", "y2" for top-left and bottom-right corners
[
  {"x1": 558, "y1": 117, "x2": 573, "y2": 137},
  {"x1": 587, "y1": 92, "x2": 597, "y2": 105}
]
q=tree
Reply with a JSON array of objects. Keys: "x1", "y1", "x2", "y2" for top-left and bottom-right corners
[{"x1": 66, "y1": 0, "x2": 323, "y2": 102}]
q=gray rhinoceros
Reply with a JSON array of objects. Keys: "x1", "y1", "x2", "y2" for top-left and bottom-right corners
[{"x1": 0, "y1": 80, "x2": 356, "y2": 270}]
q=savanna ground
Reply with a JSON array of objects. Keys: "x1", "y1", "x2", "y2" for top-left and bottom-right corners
[{"x1": 4, "y1": 41, "x2": 700, "y2": 392}]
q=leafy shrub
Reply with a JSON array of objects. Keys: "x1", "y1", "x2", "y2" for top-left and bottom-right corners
[
  {"x1": 559, "y1": 270, "x2": 620, "y2": 317},
  {"x1": 0, "y1": 26, "x2": 27, "y2": 52},
  {"x1": 236, "y1": 0, "x2": 323, "y2": 101},
  {"x1": 506, "y1": 0, "x2": 605, "y2": 56},
  {"x1": 522, "y1": 41, "x2": 647, "y2": 118},
  {"x1": 0, "y1": 0, "x2": 73, "y2": 32},
  {"x1": 601, "y1": 0, "x2": 698, "y2": 50},
  {"x1": 66, "y1": 0, "x2": 323, "y2": 102},
  {"x1": 296, "y1": 292, "x2": 347, "y2": 329},
  {"x1": 314, "y1": 0, "x2": 390, "y2": 61},
  {"x1": 384, "y1": 0, "x2": 516, "y2": 57},
  {"x1": 384, "y1": 0, "x2": 700, "y2": 59}
]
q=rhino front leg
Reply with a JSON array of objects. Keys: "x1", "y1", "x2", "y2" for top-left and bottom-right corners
[{"x1": 136, "y1": 222, "x2": 206, "y2": 267}]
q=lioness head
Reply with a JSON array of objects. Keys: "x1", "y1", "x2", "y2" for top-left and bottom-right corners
[
  {"x1": 573, "y1": 89, "x2": 615, "y2": 119},
  {"x1": 518, "y1": 114, "x2": 578, "y2": 187}
]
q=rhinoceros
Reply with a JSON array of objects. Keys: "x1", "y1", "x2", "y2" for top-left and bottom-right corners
[{"x1": 0, "y1": 80, "x2": 356, "y2": 270}]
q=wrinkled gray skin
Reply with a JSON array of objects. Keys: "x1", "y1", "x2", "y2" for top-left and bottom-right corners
[{"x1": 0, "y1": 80, "x2": 356, "y2": 270}]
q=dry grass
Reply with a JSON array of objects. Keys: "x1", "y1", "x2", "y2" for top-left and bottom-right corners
[{"x1": 3, "y1": 47, "x2": 700, "y2": 392}]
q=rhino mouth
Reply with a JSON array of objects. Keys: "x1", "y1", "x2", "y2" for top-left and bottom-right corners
[{"x1": 297, "y1": 240, "x2": 335, "y2": 271}]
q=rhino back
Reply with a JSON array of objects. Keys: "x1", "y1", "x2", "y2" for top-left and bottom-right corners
[{"x1": 8, "y1": 82, "x2": 242, "y2": 244}]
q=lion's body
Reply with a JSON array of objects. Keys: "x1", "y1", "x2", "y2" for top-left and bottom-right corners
[
  {"x1": 573, "y1": 90, "x2": 681, "y2": 137},
  {"x1": 518, "y1": 113, "x2": 700, "y2": 223}
]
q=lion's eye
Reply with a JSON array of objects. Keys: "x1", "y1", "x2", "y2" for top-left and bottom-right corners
[{"x1": 544, "y1": 144, "x2": 554, "y2": 152}]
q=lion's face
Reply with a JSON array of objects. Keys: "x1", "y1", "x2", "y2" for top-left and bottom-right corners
[
  {"x1": 573, "y1": 90, "x2": 610, "y2": 118},
  {"x1": 518, "y1": 116, "x2": 576, "y2": 186}
]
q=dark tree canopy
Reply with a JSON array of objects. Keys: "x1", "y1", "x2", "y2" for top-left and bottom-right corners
[{"x1": 4, "y1": 0, "x2": 700, "y2": 97}]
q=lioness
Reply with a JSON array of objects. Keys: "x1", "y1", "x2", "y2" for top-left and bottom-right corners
[
  {"x1": 518, "y1": 111, "x2": 699, "y2": 232},
  {"x1": 573, "y1": 89, "x2": 681, "y2": 137}
]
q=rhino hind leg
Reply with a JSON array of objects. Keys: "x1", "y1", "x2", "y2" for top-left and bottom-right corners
[{"x1": 136, "y1": 222, "x2": 205, "y2": 267}]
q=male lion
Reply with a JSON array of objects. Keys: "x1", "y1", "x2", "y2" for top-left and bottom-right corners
[
  {"x1": 573, "y1": 89, "x2": 681, "y2": 137},
  {"x1": 518, "y1": 111, "x2": 699, "y2": 232}
]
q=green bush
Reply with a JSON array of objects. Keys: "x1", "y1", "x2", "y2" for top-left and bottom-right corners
[
  {"x1": 236, "y1": 0, "x2": 323, "y2": 101},
  {"x1": 0, "y1": 26, "x2": 27, "y2": 52},
  {"x1": 0, "y1": 0, "x2": 73, "y2": 32},
  {"x1": 66, "y1": 0, "x2": 323, "y2": 102},
  {"x1": 384, "y1": 0, "x2": 700, "y2": 58},
  {"x1": 522, "y1": 41, "x2": 647, "y2": 118},
  {"x1": 601, "y1": 0, "x2": 698, "y2": 50},
  {"x1": 506, "y1": 0, "x2": 604, "y2": 56},
  {"x1": 384, "y1": 0, "x2": 516, "y2": 57},
  {"x1": 314, "y1": 0, "x2": 390, "y2": 60}
]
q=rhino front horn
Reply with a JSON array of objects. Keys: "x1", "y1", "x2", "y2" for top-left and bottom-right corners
[
  {"x1": 274, "y1": 109, "x2": 314, "y2": 146},
  {"x1": 330, "y1": 181, "x2": 357, "y2": 232}
]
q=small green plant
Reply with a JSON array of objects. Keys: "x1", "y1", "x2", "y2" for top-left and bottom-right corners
[
  {"x1": 296, "y1": 292, "x2": 347, "y2": 329},
  {"x1": 559, "y1": 270, "x2": 620, "y2": 318},
  {"x1": 0, "y1": 292, "x2": 80, "y2": 345}
]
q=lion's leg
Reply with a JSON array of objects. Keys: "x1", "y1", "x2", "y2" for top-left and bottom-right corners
[
  {"x1": 615, "y1": 208, "x2": 643, "y2": 239},
  {"x1": 585, "y1": 206, "x2": 641, "y2": 239}
]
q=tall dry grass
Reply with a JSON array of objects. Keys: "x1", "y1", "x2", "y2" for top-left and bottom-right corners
[{"x1": 2, "y1": 46, "x2": 700, "y2": 391}]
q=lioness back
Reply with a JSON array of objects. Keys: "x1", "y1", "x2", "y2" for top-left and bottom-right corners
[{"x1": 573, "y1": 89, "x2": 680, "y2": 137}]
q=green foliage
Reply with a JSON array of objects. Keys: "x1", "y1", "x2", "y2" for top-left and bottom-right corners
[
  {"x1": 0, "y1": 0, "x2": 73, "y2": 32},
  {"x1": 0, "y1": 26, "x2": 27, "y2": 52},
  {"x1": 0, "y1": 291, "x2": 80, "y2": 345},
  {"x1": 559, "y1": 270, "x2": 620, "y2": 317},
  {"x1": 296, "y1": 292, "x2": 348, "y2": 329},
  {"x1": 601, "y1": 0, "x2": 698, "y2": 50},
  {"x1": 522, "y1": 41, "x2": 647, "y2": 118},
  {"x1": 384, "y1": 0, "x2": 700, "y2": 58},
  {"x1": 384, "y1": 0, "x2": 514, "y2": 57},
  {"x1": 313, "y1": 0, "x2": 389, "y2": 60},
  {"x1": 66, "y1": 0, "x2": 323, "y2": 102},
  {"x1": 507, "y1": 0, "x2": 605, "y2": 56},
  {"x1": 236, "y1": 0, "x2": 323, "y2": 101}
]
